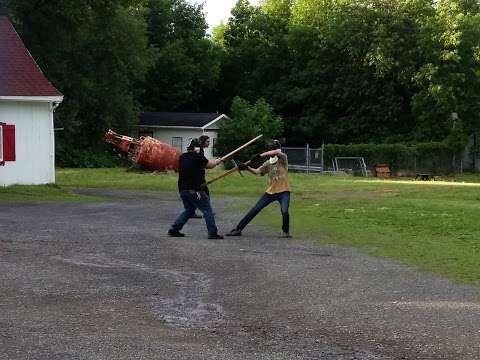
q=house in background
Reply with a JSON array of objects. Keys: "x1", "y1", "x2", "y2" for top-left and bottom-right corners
[
  {"x1": 0, "y1": 16, "x2": 63, "y2": 186},
  {"x1": 138, "y1": 112, "x2": 229, "y2": 159}
]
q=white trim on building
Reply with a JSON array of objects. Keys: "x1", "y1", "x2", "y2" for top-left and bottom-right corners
[
  {"x1": 201, "y1": 114, "x2": 227, "y2": 130},
  {"x1": 0, "y1": 96, "x2": 63, "y2": 103},
  {"x1": 137, "y1": 114, "x2": 229, "y2": 159}
]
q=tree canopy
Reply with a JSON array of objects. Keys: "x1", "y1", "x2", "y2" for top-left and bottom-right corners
[
  {"x1": 2, "y1": 0, "x2": 221, "y2": 165},
  {"x1": 3, "y1": 0, "x2": 480, "y2": 164},
  {"x1": 217, "y1": 96, "x2": 284, "y2": 161},
  {"x1": 215, "y1": 0, "x2": 480, "y2": 145}
]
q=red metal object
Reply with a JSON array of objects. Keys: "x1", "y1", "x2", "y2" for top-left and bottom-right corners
[{"x1": 105, "y1": 129, "x2": 180, "y2": 172}]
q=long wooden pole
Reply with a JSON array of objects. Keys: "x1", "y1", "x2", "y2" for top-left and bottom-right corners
[
  {"x1": 220, "y1": 134, "x2": 263, "y2": 162},
  {"x1": 204, "y1": 160, "x2": 253, "y2": 187}
]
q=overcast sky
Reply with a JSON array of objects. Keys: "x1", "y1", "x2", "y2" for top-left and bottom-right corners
[{"x1": 188, "y1": 0, "x2": 262, "y2": 31}]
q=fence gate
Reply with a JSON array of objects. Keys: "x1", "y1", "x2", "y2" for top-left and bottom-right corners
[{"x1": 283, "y1": 144, "x2": 324, "y2": 173}]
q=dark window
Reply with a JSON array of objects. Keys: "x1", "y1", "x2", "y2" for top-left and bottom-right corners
[
  {"x1": 212, "y1": 138, "x2": 218, "y2": 157},
  {"x1": 172, "y1": 137, "x2": 183, "y2": 151}
]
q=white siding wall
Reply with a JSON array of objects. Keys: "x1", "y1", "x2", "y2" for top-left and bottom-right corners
[
  {"x1": 0, "y1": 101, "x2": 54, "y2": 186},
  {"x1": 146, "y1": 128, "x2": 219, "y2": 159},
  {"x1": 202, "y1": 130, "x2": 218, "y2": 159},
  {"x1": 203, "y1": 122, "x2": 221, "y2": 158}
]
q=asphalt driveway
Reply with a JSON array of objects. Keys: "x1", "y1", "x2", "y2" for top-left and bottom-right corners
[{"x1": 0, "y1": 189, "x2": 479, "y2": 359}]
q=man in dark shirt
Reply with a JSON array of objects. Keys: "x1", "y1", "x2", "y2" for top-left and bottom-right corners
[
  {"x1": 190, "y1": 134, "x2": 211, "y2": 219},
  {"x1": 198, "y1": 134, "x2": 211, "y2": 196},
  {"x1": 168, "y1": 138, "x2": 224, "y2": 239}
]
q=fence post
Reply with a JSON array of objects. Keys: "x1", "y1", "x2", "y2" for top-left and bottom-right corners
[
  {"x1": 306, "y1": 143, "x2": 310, "y2": 174},
  {"x1": 321, "y1": 142, "x2": 325, "y2": 173},
  {"x1": 474, "y1": 133, "x2": 477, "y2": 172}
]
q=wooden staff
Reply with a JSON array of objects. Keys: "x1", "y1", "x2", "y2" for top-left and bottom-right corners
[
  {"x1": 203, "y1": 135, "x2": 263, "y2": 187},
  {"x1": 204, "y1": 159, "x2": 253, "y2": 187},
  {"x1": 219, "y1": 134, "x2": 263, "y2": 162}
]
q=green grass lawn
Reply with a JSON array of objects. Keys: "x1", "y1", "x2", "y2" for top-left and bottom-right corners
[
  {"x1": 0, "y1": 183, "x2": 99, "y2": 202},
  {"x1": 1, "y1": 167, "x2": 480, "y2": 287},
  {"x1": 287, "y1": 177, "x2": 480, "y2": 286}
]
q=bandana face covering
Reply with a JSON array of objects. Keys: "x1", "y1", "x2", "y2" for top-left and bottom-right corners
[{"x1": 269, "y1": 156, "x2": 280, "y2": 181}]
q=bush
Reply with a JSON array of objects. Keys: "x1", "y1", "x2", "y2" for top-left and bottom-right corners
[
  {"x1": 324, "y1": 143, "x2": 414, "y2": 169},
  {"x1": 56, "y1": 147, "x2": 124, "y2": 168},
  {"x1": 324, "y1": 140, "x2": 467, "y2": 174}
]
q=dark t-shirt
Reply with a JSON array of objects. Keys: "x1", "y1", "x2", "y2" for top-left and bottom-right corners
[{"x1": 178, "y1": 152, "x2": 209, "y2": 191}]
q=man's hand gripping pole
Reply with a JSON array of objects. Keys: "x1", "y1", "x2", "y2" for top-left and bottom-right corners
[{"x1": 204, "y1": 135, "x2": 263, "y2": 187}]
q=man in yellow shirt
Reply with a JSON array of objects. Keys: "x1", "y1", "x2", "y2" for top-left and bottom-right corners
[{"x1": 226, "y1": 140, "x2": 291, "y2": 238}]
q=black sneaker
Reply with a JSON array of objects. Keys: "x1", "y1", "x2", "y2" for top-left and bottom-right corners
[
  {"x1": 226, "y1": 229, "x2": 242, "y2": 236},
  {"x1": 208, "y1": 233, "x2": 224, "y2": 239},
  {"x1": 168, "y1": 230, "x2": 185, "y2": 237},
  {"x1": 280, "y1": 232, "x2": 292, "y2": 238}
]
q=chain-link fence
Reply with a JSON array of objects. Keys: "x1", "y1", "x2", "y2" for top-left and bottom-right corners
[
  {"x1": 283, "y1": 145, "x2": 324, "y2": 173},
  {"x1": 283, "y1": 144, "x2": 469, "y2": 176}
]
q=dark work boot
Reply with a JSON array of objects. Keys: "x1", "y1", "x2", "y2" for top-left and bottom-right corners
[
  {"x1": 168, "y1": 229, "x2": 185, "y2": 237},
  {"x1": 226, "y1": 229, "x2": 242, "y2": 236},
  {"x1": 208, "y1": 233, "x2": 224, "y2": 239}
]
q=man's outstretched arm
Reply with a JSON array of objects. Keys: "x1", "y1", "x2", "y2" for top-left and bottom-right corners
[
  {"x1": 246, "y1": 149, "x2": 283, "y2": 175},
  {"x1": 206, "y1": 158, "x2": 223, "y2": 169},
  {"x1": 260, "y1": 149, "x2": 282, "y2": 158}
]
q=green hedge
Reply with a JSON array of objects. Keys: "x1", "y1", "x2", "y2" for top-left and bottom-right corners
[
  {"x1": 324, "y1": 141, "x2": 463, "y2": 172},
  {"x1": 56, "y1": 148, "x2": 125, "y2": 168}
]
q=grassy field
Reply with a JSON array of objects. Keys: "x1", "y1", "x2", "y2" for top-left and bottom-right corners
[
  {"x1": 1, "y1": 167, "x2": 480, "y2": 287},
  {"x1": 0, "y1": 183, "x2": 99, "y2": 202}
]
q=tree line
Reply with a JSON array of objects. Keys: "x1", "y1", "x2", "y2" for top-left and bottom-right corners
[{"x1": 2, "y1": 0, "x2": 480, "y2": 165}]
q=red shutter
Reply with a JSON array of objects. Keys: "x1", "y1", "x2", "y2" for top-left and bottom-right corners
[
  {"x1": 0, "y1": 123, "x2": 4, "y2": 165},
  {"x1": 2, "y1": 124, "x2": 16, "y2": 161}
]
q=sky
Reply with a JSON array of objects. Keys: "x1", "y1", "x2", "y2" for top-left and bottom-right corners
[{"x1": 188, "y1": 0, "x2": 262, "y2": 31}]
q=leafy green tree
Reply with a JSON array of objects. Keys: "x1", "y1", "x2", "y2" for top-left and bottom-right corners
[
  {"x1": 6, "y1": 0, "x2": 480, "y2": 162},
  {"x1": 261, "y1": 0, "x2": 294, "y2": 19},
  {"x1": 217, "y1": 0, "x2": 291, "y2": 112},
  {"x1": 5, "y1": 0, "x2": 154, "y2": 165},
  {"x1": 211, "y1": 21, "x2": 227, "y2": 46},
  {"x1": 283, "y1": 0, "x2": 435, "y2": 144},
  {"x1": 413, "y1": 0, "x2": 480, "y2": 140},
  {"x1": 0, "y1": 0, "x2": 9, "y2": 16},
  {"x1": 217, "y1": 97, "x2": 284, "y2": 161},
  {"x1": 216, "y1": 0, "x2": 477, "y2": 146},
  {"x1": 140, "y1": 0, "x2": 222, "y2": 112}
]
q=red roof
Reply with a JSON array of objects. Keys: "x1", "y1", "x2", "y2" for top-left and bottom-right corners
[{"x1": 0, "y1": 16, "x2": 62, "y2": 97}]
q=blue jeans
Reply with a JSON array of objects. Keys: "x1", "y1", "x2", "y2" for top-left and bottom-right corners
[
  {"x1": 170, "y1": 190, "x2": 218, "y2": 236},
  {"x1": 236, "y1": 191, "x2": 290, "y2": 233}
]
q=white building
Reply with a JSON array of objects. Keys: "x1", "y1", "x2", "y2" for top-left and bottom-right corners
[
  {"x1": 0, "y1": 17, "x2": 63, "y2": 186},
  {"x1": 138, "y1": 112, "x2": 229, "y2": 159}
]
